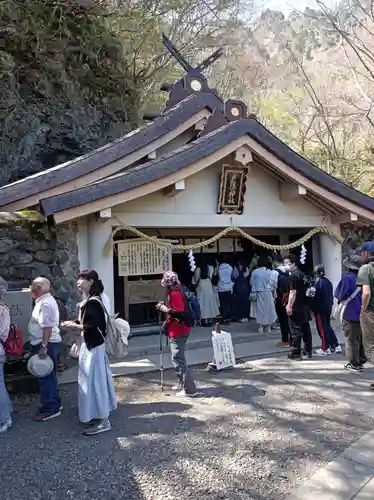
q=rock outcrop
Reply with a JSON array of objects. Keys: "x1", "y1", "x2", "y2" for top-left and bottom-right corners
[{"x1": 0, "y1": 222, "x2": 80, "y2": 322}]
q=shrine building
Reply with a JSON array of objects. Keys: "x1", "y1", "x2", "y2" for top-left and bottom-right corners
[{"x1": 1, "y1": 66, "x2": 374, "y2": 331}]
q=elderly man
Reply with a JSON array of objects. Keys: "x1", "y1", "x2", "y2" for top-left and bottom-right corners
[{"x1": 29, "y1": 277, "x2": 62, "y2": 421}]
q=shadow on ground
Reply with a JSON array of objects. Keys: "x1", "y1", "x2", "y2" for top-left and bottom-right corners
[{"x1": 2, "y1": 360, "x2": 374, "y2": 500}]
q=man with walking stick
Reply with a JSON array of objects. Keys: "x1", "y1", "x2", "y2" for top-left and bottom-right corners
[{"x1": 156, "y1": 271, "x2": 198, "y2": 397}]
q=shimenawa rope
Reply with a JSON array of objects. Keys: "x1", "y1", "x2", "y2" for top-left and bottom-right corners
[{"x1": 104, "y1": 225, "x2": 343, "y2": 256}]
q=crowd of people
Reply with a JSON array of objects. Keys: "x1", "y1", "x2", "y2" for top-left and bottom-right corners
[
  {"x1": 190, "y1": 246, "x2": 374, "y2": 368},
  {"x1": 1, "y1": 242, "x2": 374, "y2": 437},
  {"x1": 0, "y1": 270, "x2": 117, "y2": 436}
]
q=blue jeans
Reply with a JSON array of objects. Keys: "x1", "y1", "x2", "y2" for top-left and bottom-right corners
[
  {"x1": 0, "y1": 355, "x2": 12, "y2": 423},
  {"x1": 32, "y1": 342, "x2": 61, "y2": 413}
]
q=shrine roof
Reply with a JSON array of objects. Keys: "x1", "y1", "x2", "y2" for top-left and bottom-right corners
[
  {"x1": 40, "y1": 117, "x2": 374, "y2": 220},
  {"x1": 0, "y1": 91, "x2": 222, "y2": 210}
]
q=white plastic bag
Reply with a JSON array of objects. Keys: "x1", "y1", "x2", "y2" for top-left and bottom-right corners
[{"x1": 69, "y1": 335, "x2": 82, "y2": 359}]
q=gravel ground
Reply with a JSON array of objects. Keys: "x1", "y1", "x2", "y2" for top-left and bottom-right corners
[{"x1": 2, "y1": 362, "x2": 374, "y2": 500}]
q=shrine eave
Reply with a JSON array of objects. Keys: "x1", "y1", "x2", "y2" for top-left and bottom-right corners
[
  {"x1": 39, "y1": 117, "x2": 374, "y2": 221},
  {"x1": 0, "y1": 92, "x2": 222, "y2": 211}
]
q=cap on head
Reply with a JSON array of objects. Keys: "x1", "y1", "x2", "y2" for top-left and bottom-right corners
[
  {"x1": 356, "y1": 242, "x2": 374, "y2": 254},
  {"x1": 161, "y1": 270, "x2": 179, "y2": 288}
]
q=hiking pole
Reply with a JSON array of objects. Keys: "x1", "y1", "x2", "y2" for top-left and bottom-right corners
[{"x1": 158, "y1": 312, "x2": 164, "y2": 392}]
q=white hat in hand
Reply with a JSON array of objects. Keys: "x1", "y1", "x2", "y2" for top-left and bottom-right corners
[{"x1": 27, "y1": 354, "x2": 54, "y2": 377}]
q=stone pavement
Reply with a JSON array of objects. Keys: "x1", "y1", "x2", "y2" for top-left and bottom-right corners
[
  {"x1": 59, "y1": 322, "x2": 325, "y2": 384},
  {"x1": 55, "y1": 322, "x2": 374, "y2": 499},
  {"x1": 3, "y1": 355, "x2": 374, "y2": 500},
  {"x1": 249, "y1": 356, "x2": 374, "y2": 500}
]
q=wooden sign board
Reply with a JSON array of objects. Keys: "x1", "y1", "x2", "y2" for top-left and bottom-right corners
[
  {"x1": 127, "y1": 280, "x2": 167, "y2": 304},
  {"x1": 211, "y1": 330, "x2": 236, "y2": 370},
  {"x1": 118, "y1": 240, "x2": 172, "y2": 276},
  {"x1": 217, "y1": 164, "x2": 248, "y2": 214}
]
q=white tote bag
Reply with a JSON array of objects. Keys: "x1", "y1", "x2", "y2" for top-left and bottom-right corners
[{"x1": 332, "y1": 287, "x2": 361, "y2": 325}]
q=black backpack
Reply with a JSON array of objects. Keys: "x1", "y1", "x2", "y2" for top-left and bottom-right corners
[
  {"x1": 181, "y1": 286, "x2": 201, "y2": 327},
  {"x1": 276, "y1": 268, "x2": 291, "y2": 295}
]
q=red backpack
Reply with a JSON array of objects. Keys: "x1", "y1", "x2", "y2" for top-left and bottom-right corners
[
  {"x1": 1, "y1": 305, "x2": 23, "y2": 357},
  {"x1": 4, "y1": 324, "x2": 23, "y2": 357}
]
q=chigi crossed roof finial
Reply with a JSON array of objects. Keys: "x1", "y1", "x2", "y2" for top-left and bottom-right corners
[
  {"x1": 162, "y1": 33, "x2": 223, "y2": 75},
  {"x1": 156, "y1": 34, "x2": 249, "y2": 124},
  {"x1": 160, "y1": 34, "x2": 224, "y2": 110}
]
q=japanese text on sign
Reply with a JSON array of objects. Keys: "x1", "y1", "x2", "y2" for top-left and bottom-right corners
[
  {"x1": 212, "y1": 330, "x2": 236, "y2": 370},
  {"x1": 217, "y1": 164, "x2": 248, "y2": 215},
  {"x1": 118, "y1": 241, "x2": 172, "y2": 276}
]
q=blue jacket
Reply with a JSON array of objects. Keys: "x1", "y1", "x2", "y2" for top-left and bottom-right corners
[
  {"x1": 312, "y1": 276, "x2": 333, "y2": 316},
  {"x1": 334, "y1": 273, "x2": 362, "y2": 322}
]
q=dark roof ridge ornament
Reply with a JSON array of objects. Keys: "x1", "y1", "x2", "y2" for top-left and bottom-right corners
[
  {"x1": 160, "y1": 34, "x2": 252, "y2": 129},
  {"x1": 162, "y1": 33, "x2": 223, "y2": 75},
  {"x1": 161, "y1": 33, "x2": 224, "y2": 111}
]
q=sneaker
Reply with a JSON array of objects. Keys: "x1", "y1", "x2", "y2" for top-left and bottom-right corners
[
  {"x1": 39, "y1": 405, "x2": 64, "y2": 412},
  {"x1": 345, "y1": 362, "x2": 360, "y2": 372},
  {"x1": 176, "y1": 390, "x2": 198, "y2": 398},
  {"x1": 84, "y1": 420, "x2": 111, "y2": 436},
  {"x1": 172, "y1": 384, "x2": 182, "y2": 391},
  {"x1": 332, "y1": 345, "x2": 343, "y2": 354},
  {"x1": 0, "y1": 418, "x2": 12, "y2": 434},
  {"x1": 315, "y1": 348, "x2": 332, "y2": 356},
  {"x1": 32, "y1": 410, "x2": 61, "y2": 422},
  {"x1": 358, "y1": 365, "x2": 364, "y2": 372},
  {"x1": 278, "y1": 342, "x2": 290, "y2": 347}
]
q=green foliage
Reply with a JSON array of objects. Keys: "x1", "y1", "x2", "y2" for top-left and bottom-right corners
[
  {"x1": 0, "y1": 0, "x2": 246, "y2": 184},
  {"x1": 1, "y1": 0, "x2": 137, "y2": 115}
]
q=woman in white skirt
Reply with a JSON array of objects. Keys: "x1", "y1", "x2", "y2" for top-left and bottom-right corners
[
  {"x1": 194, "y1": 262, "x2": 220, "y2": 326},
  {"x1": 63, "y1": 269, "x2": 117, "y2": 435}
]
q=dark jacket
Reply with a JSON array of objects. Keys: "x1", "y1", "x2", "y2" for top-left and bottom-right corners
[
  {"x1": 80, "y1": 294, "x2": 107, "y2": 350},
  {"x1": 312, "y1": 276, "x2": 333, "y2": 316}
]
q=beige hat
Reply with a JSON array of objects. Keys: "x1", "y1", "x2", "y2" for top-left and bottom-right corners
[{"x1": 27, "y1": 354, "x2": 54, "y2": 377}]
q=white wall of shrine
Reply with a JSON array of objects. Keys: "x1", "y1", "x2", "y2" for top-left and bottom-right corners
[
  {"x1": 113, "y1": 163, "x2": 330, "y2": 228},
  {"x1": 75, "y1": 163, "x2": 342, "y2": 314},
  {"x1": 76, "y1": 217, "x2": 343, "y2": 316}
]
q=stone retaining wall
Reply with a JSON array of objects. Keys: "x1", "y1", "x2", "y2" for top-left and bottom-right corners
[{"x1": 0, "y1": 221, "x2": 80, "y2": 324}]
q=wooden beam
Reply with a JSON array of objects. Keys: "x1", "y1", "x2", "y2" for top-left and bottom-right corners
[
  {"x1": 279, "y1": 182, "x2": 307, "y2": 201},
  {"x1": 331, "y1": 212, "x2": 358, "y2": 224},
  {"x1": 163, "y1": 179, "x2": 186, "y2": 197}
]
